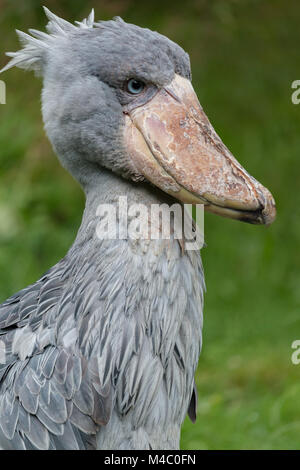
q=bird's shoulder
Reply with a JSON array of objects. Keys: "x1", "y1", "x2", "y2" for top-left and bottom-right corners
[
  {"x1": 0, "y1": 256, "x2": 114, "y2": 450},
  {"x1": 0, "y1": 260, "x2": 68, "y2": 333}
]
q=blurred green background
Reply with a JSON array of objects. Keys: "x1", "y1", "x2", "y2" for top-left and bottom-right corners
[{"x1": 0, "y1": 0, "x2": 299, "y2": 450}]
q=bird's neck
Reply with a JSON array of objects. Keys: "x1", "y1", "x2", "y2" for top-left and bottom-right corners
[{"x1": 68, "y1": 168, "x2": 181, "y2": 256}]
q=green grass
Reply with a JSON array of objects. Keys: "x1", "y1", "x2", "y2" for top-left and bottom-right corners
[{"x1": 1, "y1": 0, "x2": 300, "y2": 449}]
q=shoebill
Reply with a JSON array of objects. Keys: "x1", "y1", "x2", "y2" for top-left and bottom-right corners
[{"x1": 0, "y1": 8, "x2": 276, "y2": 450}]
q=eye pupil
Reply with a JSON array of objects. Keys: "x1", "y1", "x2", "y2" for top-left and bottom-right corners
[
  {"x1": 127, "y1": 79, "x2": 145, "y2": 94},
  {"x1": 131, "y1": 81, "x2": 140, "y2": 90}
]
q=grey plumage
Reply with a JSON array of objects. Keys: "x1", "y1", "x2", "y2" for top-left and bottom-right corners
[{"x1": 0, "y1": 8, "x2": 205, "y2": 450}]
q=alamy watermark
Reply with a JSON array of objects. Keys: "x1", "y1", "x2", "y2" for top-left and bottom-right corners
[
  {"x1": 291, "y1": 80, "x2": 300, "y2": 104},
  {"x1": 291, "y1": 340, "x2": 300, "y2": 365},
  {"x1": 95, "y1": 197, "x2": 204, "y2": 251},
  {"x1": 0, "y1": 80, "x2": 6, "y2": 104}
]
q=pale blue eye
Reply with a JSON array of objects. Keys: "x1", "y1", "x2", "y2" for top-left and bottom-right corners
[{"x1": 126, "y1": 79, "x2": 145, "y2": 94}]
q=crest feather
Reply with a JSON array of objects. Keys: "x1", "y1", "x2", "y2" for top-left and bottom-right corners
[
  {"x1": 75, "y1": 9, "x2": 95, "y2": 29},
  {"x1": 43, "y1": 6, "x2": 76, "y2": 35},
  {"x1": 0, "y1": 7, "x2": 96, "y2": 74}
]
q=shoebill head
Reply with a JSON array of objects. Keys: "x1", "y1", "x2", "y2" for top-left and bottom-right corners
[{"x1": 1, "y1": 7, "x2": 276, "y2": 225}]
